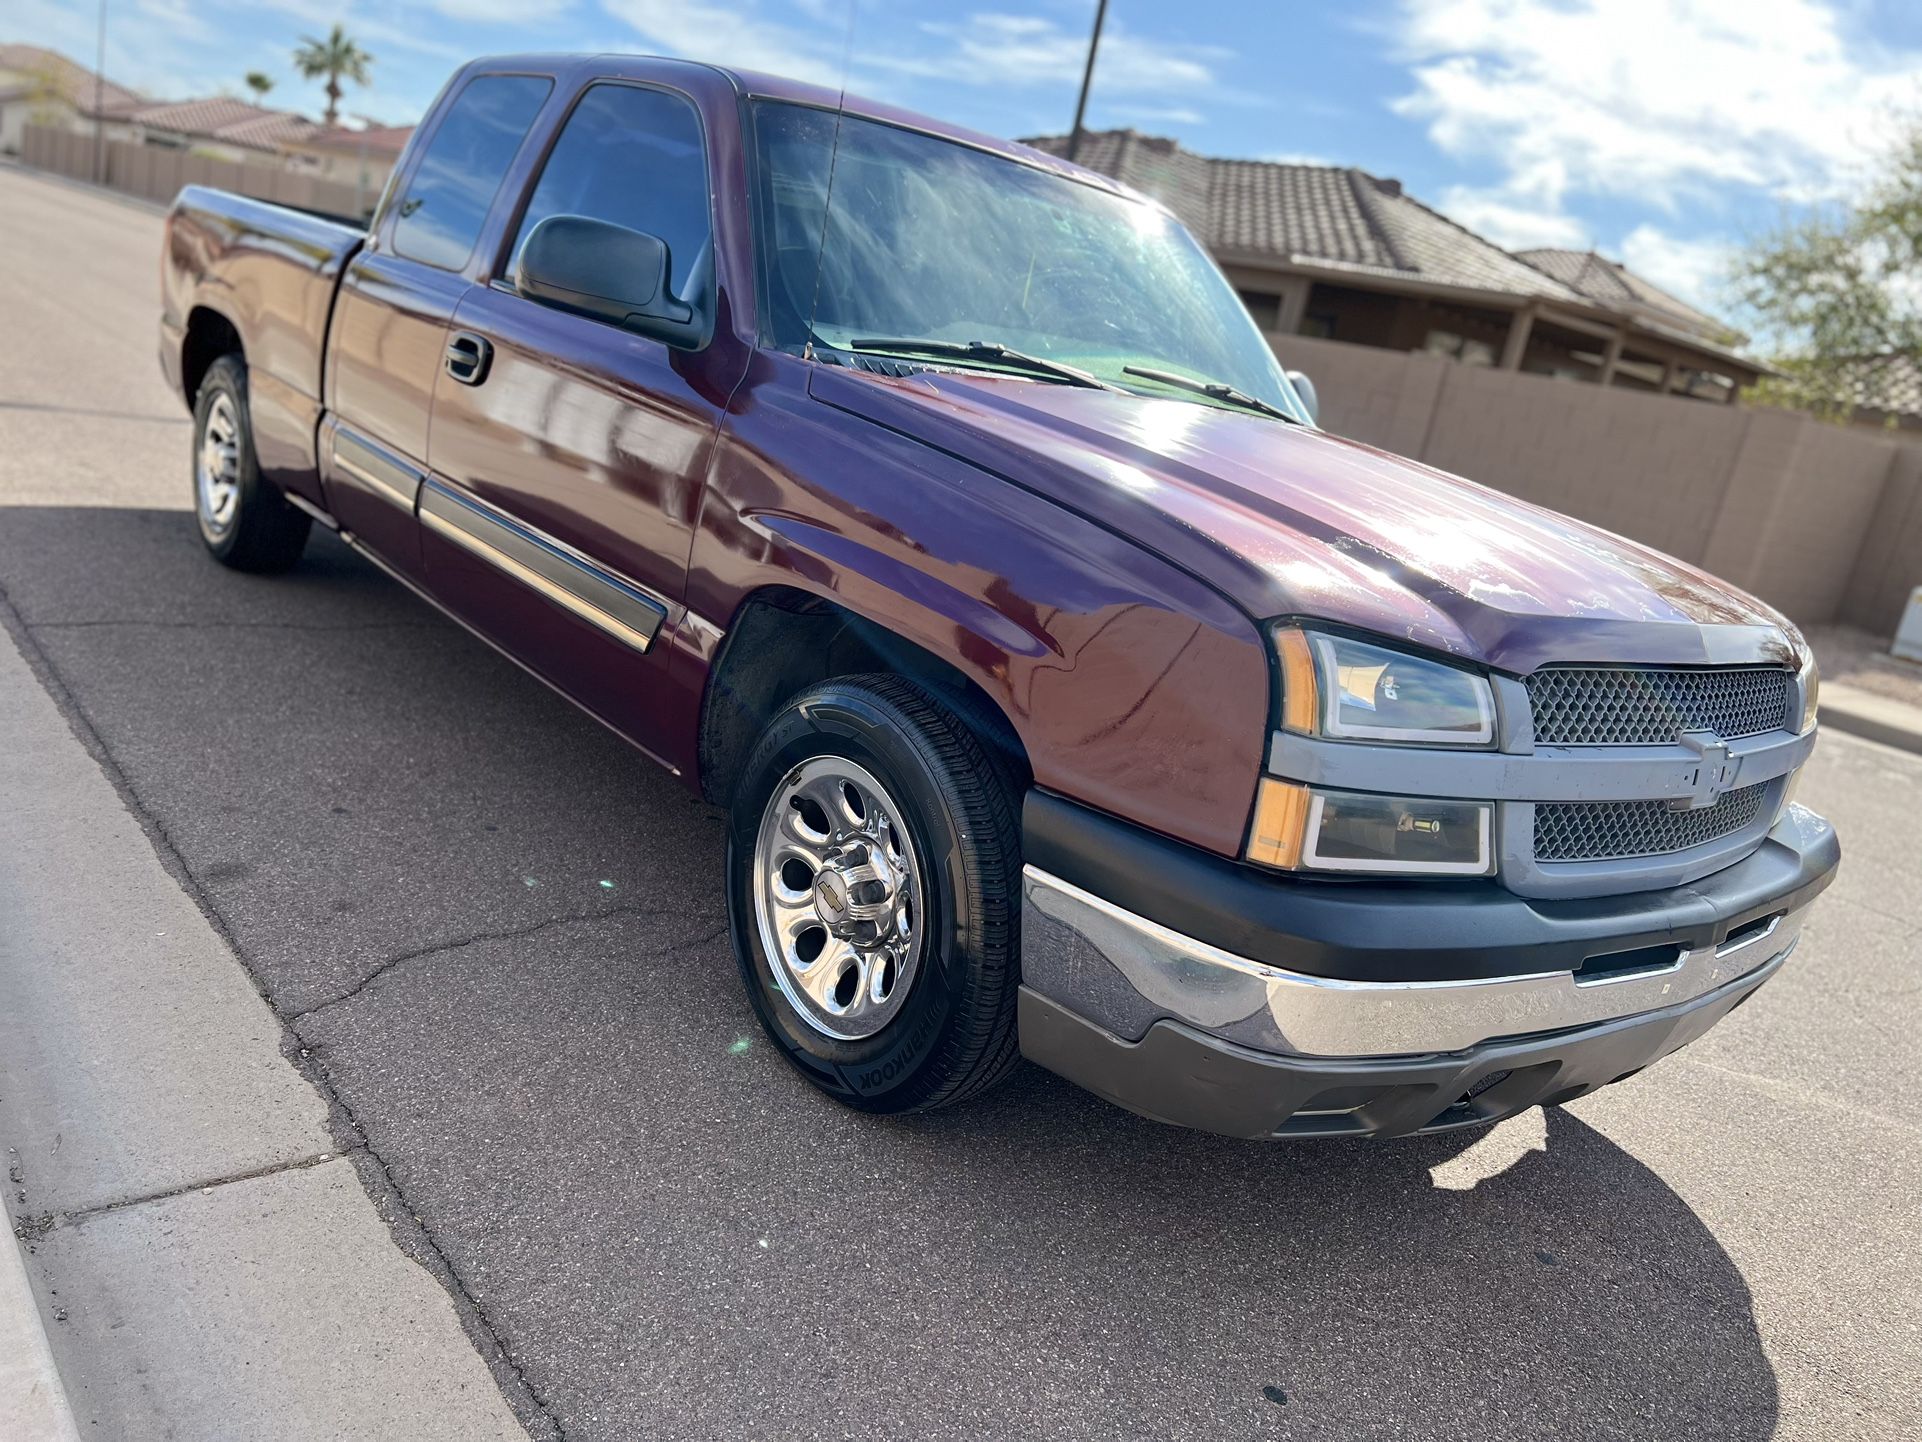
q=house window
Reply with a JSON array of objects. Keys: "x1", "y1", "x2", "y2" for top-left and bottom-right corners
[
  {"x1": 1422, "y1": 329, "x2": 1496, "y2": 366},
  {"x1": 1300, "y1": 312, "x2": 1335, "y2": 339},
  {"x1": 1236, "y1": 289, "x2": 1281, "y2": 331}
]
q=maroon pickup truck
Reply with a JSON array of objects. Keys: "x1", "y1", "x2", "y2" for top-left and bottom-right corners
[{"x1": 158, "y1": 53, "x2": 1837, "y2": 1139}]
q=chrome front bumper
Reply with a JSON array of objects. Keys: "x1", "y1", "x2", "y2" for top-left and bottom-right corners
[
  {"x1": 1016, "y1": 791, "x2": 1836, "y2": 1139},
  {"x1": 1021, "y1": 867, "x2": 1803, "y2": 1061}
]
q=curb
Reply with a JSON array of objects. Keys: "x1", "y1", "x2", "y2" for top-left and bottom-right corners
[
  {"x1": 1, "y1": 1225, "x2": 82, "y2": 1442},
  {"x1": 1818, "y1": 681, "x2": 1922, "y2": 758}
]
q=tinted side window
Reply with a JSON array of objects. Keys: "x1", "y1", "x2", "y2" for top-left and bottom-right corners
[
  {"x1": 510, "y1": 85, "x2": 710, "y2": 301},
  {"x1": 392, "y1": 75, "x2": 552, "y2": 270}
]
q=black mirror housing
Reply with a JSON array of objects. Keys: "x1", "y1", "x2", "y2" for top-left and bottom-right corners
[{"x1": 515, "y1": 214, "x2": 708, "y2": 349}]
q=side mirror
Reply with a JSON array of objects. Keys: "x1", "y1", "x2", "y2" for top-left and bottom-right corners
[
  {"x1": 1286, "y1": 369, "x2": 1320, "y2": 426},
  {"x1": 515, "y1": 214, "x2": 708, "y2": 349}
]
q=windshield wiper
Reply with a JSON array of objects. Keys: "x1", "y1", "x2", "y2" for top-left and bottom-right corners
[
  {"x1": 849, "y1": 338, "x2": 1120, "y2": 391},
  {"x1": 1121, "y1": 364, "x2": 1299, "y2": 422}
]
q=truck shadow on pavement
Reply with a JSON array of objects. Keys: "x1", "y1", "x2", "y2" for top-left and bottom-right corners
[{"x1": 0, "y1": 508, "x2": 1777, "y2": 1442}]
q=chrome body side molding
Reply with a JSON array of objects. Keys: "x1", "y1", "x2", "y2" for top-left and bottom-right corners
[
  {"x1": 330, "y1": 425, "x2": 422, "y2": 513},
  {"x1": 417, "y1": 477, "x2": 667, "y2": 653}
]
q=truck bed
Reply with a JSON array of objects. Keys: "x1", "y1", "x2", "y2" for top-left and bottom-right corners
[{"x1": 159, "y1": 186, "x2": 365, "y2": 492}]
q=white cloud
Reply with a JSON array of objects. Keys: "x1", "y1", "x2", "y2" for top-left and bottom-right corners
[
  {"x1": 915, "y1": 13, "x2": 1224, "y2": 98},
  {"x1": 1107, "y1": 104, "x2": 1206, "y2": 128},
  {"x1": 601, "y1": 0, "x2": 851, "y2": 86},
  {"x1": 1618, "y1": 223, "x2": 1733, "y2": 314},
  {"x1": 1393, "y1": 0, "x2": 1922, "y2": 235},
  {"x1": 1439, "y1": 185, "x2": 1589, "y2": 250},
  {"x1": 429, "y1": 0, "x2": 574, "y2": 21},
  {"x1": 598, "y1": 2, "x2": 1228, "y2": 107}
]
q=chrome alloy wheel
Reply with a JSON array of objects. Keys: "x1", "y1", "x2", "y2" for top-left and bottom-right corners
[
  {"x1": 196, "y1": 392, "x2": 241, "y2": 539},
  {"x1": 752, "y1": 755, "x2": 925, "y2": 1041}
]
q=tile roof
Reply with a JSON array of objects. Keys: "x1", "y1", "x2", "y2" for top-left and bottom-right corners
[
  {"x1": 0, "y1": 42, "x2": 143, "y2": 115},
  {"x1": 293, "y1": 124, "x2": 415, "y2": 157},
  {"x1": 1023, "y1": 129, "x2": 1583, "y2": 305},
  {"x1": 1516, "y1": 248, "x2": 1734, "y2": 343},
  {"x1": 124, "y1": 97, "x2": 317, "y2": 150}
]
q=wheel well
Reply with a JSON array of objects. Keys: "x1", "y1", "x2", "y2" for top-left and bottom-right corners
[
  {"x1": 699, "y1": 587, "x2": 1033, "y2": 809},
  {"x1": 181, "y1": 307, "x2": 243, "y2": 407}
]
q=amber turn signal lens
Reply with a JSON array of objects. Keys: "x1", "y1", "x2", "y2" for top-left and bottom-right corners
[
  {"x1": 1273, "y1": 627, "x2": 1318, "y2": 733},
  {"x1": 1247, "y1": 778, "x2": 1312, "y2": 869}
]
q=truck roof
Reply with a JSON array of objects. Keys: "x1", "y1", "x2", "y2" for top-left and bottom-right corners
[{"x1": 463, "y1": 52, "x2": 1142, "y2": 207}]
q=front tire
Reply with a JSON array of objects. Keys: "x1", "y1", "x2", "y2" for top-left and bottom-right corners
[
  {"x1": 192, "y1": 354, "x2": 310, "y2": 573},
  {"x1": 726, "y1": 675, "x2": 1023, "y2": 1114}
]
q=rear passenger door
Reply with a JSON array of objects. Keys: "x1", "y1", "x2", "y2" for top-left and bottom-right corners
[
  {"x1": 420, "y1": 79, "x2": 745, "y2": 749},
  {"x1": 323, "y1": 71, "x2": 552, "y2": 579}
]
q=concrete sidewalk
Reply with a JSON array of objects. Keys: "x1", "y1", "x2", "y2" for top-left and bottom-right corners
[{"x1": 0, "y1": 624, "x2": 527, "y2": 1440}]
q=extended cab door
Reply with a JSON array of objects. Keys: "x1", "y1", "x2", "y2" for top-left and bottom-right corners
[
  {"x1": 420, "y1": 76, "x2": 749, "y2": 754},
  {"x1": 322, "y1": 70, "x2": 553, "y2": 579}
]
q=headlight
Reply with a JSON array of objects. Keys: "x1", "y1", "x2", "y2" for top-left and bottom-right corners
[
  {"x1": 1799, "y1": 653, "x2": 1819, "y2": 733},
  {"x1": 1248, "y1": 778, "x2": 1493, "y2": 875},
  {"x1": 1275, "y1": 627, "x2": 1495, "y2": 746}
]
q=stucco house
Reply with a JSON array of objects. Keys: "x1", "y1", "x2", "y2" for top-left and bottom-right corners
[
  {"x1": 0, "y1": 43, "x2": 142, "y2": 156},
  {"x1": 108, "y1": 97, "x2": 318, "y2": 163},
  {"x1": 277, "y1": 123, "x2": 413, "y2": 201}
]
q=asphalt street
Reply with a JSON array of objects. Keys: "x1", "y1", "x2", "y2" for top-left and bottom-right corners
[{"x1": 3, "y1": 163, "x2": 1919, "y2": 1441}]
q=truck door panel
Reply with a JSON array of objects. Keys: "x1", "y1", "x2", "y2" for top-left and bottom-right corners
[{"x1": 422, "y1": 81, "x2": 741, "y2": 750}]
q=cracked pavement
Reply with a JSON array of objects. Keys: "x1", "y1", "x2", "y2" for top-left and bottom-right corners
[{"x1": 3, "y1": 164, "x2": 1920, "y2": 1441}]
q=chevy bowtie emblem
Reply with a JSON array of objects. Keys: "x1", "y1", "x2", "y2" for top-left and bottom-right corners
[{"x1": 1673, "y1": 732, "x2": 1740, "y2": 811}]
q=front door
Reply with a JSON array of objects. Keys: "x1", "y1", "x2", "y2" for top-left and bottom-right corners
[
  {"x1": 422, "y1": 80, "x2": 747, "y2": 755},
  {"x1": 322, "y1": 70, "x2": 554, "y2": 579}
]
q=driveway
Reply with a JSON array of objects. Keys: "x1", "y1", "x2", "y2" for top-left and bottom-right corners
[{"x1": 3, "y1": 163, "x2": 1918, "y2": 1441}]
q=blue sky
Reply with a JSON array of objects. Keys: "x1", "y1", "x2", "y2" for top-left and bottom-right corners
[{"x1": 15, "y1": 0, "x2": 1922, "y2": 317}]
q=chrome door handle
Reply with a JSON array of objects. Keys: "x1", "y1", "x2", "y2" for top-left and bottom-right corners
[{"x1": 444, "y1": 331, "x2": 492, "y2": 386}]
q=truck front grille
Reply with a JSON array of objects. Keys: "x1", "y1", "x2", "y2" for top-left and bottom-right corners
[
  {"x1": 1526, "y1": 666, "x2": 1792, "y2": 746},
  {"x1": 1532, "y1": 782, "x2": 1769, "y2": 863}
]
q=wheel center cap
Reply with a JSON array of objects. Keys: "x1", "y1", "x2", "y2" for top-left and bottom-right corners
[{"x1": 813, "y1": 869, "x2": 851, "y2": 926}]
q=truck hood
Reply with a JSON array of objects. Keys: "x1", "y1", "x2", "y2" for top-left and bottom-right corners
[{"x1": 812, "y1": 367, "x2": 1803, "y2": 674}]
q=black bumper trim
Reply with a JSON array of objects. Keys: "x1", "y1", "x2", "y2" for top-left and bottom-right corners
[
  {"x1": 1017, "y1": 946, "x2": 1787, "y2": 1140},
  {"x1": 1022, "y1": 789, "x2": 1838, "y2": 985}
]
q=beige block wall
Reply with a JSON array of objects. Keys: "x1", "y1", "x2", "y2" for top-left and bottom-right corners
[
  {"x1": 1842, "y1": 443, "x2": 1922, "y2": 635},
  {"x1": 21, "y1": 123, "x2": 365, "y2": 219},
  {"x1": 1272, "y1": 333, "x2": 1917, "y2": 632}
]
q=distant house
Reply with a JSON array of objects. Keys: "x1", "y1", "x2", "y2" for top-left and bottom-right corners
[
  {"x1": 0, "y1": 42, "x2": 142, "y2": 155},
  {"x1": 110, "y1": 97, "x2": 318, "y2": 162},
  {"x1": 278, "y1": 123, "x2": 413, "y2": 204},
  {"x1": 1024, "y1": 129, "x2": 1765, "y2": 402}
]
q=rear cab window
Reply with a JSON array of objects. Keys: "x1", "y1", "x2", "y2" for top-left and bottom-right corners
[{"x1": 390, "y1": 74, "x2": 553, "y2": 270}]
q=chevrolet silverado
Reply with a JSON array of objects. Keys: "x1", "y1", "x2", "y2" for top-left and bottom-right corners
[{"x1": 157, "y1": 53, "x2": 1837, "y2": 1138}]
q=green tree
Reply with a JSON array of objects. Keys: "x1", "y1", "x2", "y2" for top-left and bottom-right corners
[
  {"x1": 1731, "y1": 125, "x2": 1922, "y2": 419},
  {"x1": 244, "y1": 70, "x2": 275, "y2": 102},
  {"x1": 293, "y1": 25, "x2": 372, "y2": 128}
]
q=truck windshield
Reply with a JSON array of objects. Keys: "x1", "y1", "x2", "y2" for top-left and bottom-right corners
[{"x1": 751, "y1": 102, "x2": 1311, "y2": 422}]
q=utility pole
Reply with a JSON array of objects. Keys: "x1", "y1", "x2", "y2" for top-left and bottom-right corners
[
  {"x1": 92, "y1": 0, "x2": 108, "y2": 184},
  {"x1": 1064, "y1": 0, "x2": 1108, "y2": 164}
]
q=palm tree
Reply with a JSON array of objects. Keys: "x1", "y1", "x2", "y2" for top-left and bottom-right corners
[
  {"x1": 244, "y1": 71, "x2": 274, "y2": 102},
  {"x1": 293, "y1": 25, "x2": 372, "y2": 128}
]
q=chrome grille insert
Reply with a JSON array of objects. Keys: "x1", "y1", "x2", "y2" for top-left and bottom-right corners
[
  {"x1": 1526, "y1": 666, "x2": 1792, "y2": 746},
  {"x1": 1533, "y1": 783, "x2": 1769, "y2": 863}
]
